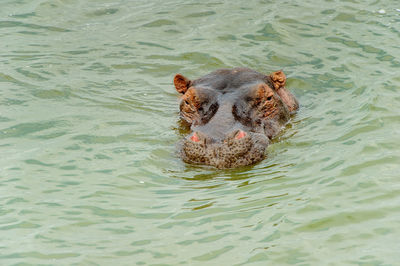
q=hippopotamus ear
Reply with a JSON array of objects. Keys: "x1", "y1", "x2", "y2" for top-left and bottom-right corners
[
  {"x1": 174, "y1": 74, "x2": 191, "y2": 94},
  {"x1": 269, "y1": 70, "x2": 299, "y2": 113},
  {"x1": 269, "y1": 70, "x2": 286, "y2": 90}
]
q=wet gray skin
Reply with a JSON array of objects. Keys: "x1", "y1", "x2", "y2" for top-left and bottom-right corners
[{"x1": 173, "y1": 68, "x2": 299, "y2": 169}]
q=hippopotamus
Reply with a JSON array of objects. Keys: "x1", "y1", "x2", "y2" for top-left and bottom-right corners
[{"x1": 173, "y1": 67, "x2": 299, "y2": 169}]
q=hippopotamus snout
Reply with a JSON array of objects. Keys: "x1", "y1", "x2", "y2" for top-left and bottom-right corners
[
  {"x1": 189, "y1": 128, "x2": 247, "y2": 144},
  {"x1": 181, "y1": 129, "x2": 269, "y2": 168}
]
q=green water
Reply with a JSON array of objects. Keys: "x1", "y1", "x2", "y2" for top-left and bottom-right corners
[{"x1": 1, "y1": 0, "x2": 400, "y2": 265}]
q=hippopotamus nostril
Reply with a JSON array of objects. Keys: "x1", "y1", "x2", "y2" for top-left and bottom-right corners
[
  {"x1": 190, "y1": 132, "x2": 200, "y2": 142},
  {"x1": 235, "y1": 130, "x2": 247, "y2": 140},
  {"x1": 189, "y1": 131, "x2": 211, "y2": 145}
]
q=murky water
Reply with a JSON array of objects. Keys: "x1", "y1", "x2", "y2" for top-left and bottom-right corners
[{"x1": 1, "y1": 0, "x2": 400, "y2": 264}]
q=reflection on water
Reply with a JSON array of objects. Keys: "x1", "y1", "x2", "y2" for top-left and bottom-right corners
[{"x1": 1, "y1": 0, "x2": 400, "y2": 264}]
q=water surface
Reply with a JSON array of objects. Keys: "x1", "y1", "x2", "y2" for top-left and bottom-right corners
[{"x1": 1, "y1": 0, "x2": 400, "y2": 265}]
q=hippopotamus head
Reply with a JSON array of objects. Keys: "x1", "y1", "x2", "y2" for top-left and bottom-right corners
[{"x1": 174, "y1": 67, "x2": 299, "y2": 169}]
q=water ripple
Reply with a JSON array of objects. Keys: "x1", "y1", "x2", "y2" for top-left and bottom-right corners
[{"x1": 0, "y1": 20, "x2": 70, "y2": 32}]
